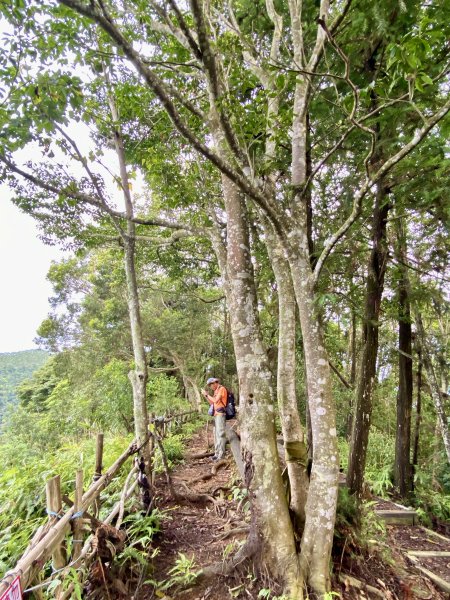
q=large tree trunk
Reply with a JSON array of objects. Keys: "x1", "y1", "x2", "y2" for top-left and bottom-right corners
[
  {"x1": 264, "y1": 220, "x2": 309, "y2": 531},
  {"x1": 347, "y1": 183, "x2": 390, "y2": 497},
  {"x1": 393, "y1": 219, "x2": 413, "y2": 497},
  {"x1": 287, "y1": 237, "x2": 339, "y2": 594},
  {"x1": 284, "y1": 36, "x2": 339, "y2": 587},
  {"x1": 211, "y1": 176, "x2": 302, "y2": 597}
]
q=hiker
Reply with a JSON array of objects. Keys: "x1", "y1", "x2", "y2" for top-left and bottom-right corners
[{"x1": 202, "y1": 377, "x2": 227, "y2": 461}]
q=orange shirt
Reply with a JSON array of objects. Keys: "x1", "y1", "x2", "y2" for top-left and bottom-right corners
[{"x1": 212, "y1": 385, "x2": 228, "y2": 415}]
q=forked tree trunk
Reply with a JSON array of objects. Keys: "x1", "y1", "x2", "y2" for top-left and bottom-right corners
[
  {"x1": 182, "y1": 374, "x2": 203, "y2": 412},
  {"x1": 264, "y1": 221, "x2": 309, "y2": 531},
  {"x1": 285, "y1": 52, "x2": 339, "y2": 590},
  {"x1": 168, "y1": 352, "x2": 203, "y2": 412},
  {"x1": 211, "y1": 176, "x2": 302, "y2": 597},
  {"x1": 347, "y1": 184, "x2": 390, "y2": 497},
  {"x1": 393, "y1": 220, "x2": 413, "y2": 497}
]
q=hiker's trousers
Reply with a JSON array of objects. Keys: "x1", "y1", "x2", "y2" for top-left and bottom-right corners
[{"x1": 214, "y1": 414, "x2": 226, "y2": 459}]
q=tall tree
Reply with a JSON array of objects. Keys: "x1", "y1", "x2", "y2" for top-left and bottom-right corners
[
  {"x1": 393, "y1": 218, "x2": 414, "y2": 497},
  {"x1": 1, "y1": 0, "x2": 450, "y2": 595},
  {"x1": 347, "y1": 180, "x2": 391, "y2": 497}
]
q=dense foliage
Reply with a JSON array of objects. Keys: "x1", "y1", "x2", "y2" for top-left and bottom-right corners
[{"x1": 0, "y1": 0, "x2": 448, "y2": 595}]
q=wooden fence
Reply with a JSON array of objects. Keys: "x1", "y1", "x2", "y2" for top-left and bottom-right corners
[{"x1": 0, "y1": 409, "x2": 199, "y2": 599}]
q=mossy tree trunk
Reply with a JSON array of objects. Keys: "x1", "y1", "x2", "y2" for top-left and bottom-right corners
[{"x1": 264, "y1": 220, "x2": 309, "y2": 532}]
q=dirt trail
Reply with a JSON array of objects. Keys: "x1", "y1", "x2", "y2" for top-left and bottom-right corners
[
  {"x1": 133, "y1": 427, "x2": 449, "y2": 600},
  {"x1": 138, "y1": 427, "x2": 250, "y2": 600}
]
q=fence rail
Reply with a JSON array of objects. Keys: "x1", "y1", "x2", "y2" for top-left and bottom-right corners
[{"x1": 0, "y1": 409, "x2": 200, "y2": 598}]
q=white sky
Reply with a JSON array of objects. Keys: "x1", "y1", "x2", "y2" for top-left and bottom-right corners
[{"x1": 0, "y1": 188, "x2": 65, "y2": 353}]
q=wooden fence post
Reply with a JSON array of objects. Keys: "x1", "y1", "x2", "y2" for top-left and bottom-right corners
[
  {"x1": 72, "y1": 470, "x2": 84, "y2": 561},
  {"x1": 93, "y1": 433, "x2": 104, "y2": 481},
  {"x1": 46, "y1": 475, "x2": 66, "y2": 598},
  {"x1": 0, "y1": 440, "x2": 137, "y2": 598},
  {"x1": 92, "y1": 433, "x2": 104, "y2": 517}
]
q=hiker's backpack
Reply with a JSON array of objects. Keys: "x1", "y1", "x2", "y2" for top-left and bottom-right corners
[{"x1": 225, "y1": 389, "x2": 236, "y2": 420}]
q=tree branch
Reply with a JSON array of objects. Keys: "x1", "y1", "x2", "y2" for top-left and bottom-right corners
[
  {"x1": 190, "y1": 0, "x2": 248, "y2": 165},
  {"x1": 134, "y1": 230, "x2": 191, "y2": 244},
  {"x1": 58, "y1": 0, "x2": 282, "y2": 231},
  {"x1": 313, "y1": 95, "x2": 450, "y2": 285},
  {"x1": 318, "y1": 18, "x2": 376, "y2": 178},
  {"x1": 165, "y1": 0, "x2": 203, "y2": 60}
]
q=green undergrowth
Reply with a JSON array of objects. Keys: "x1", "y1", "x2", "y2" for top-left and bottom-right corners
[
  {"x1": 338, "y1": 432, "x2": 450, "y2": 525},
  {"x1": 0, "y1": 433, "x2": 133, "y2": 577},
  {"x1": 0, "y1": 416, "x2": 204, "y2": 580}
]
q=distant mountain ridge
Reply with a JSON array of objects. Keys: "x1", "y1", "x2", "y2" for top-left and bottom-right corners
[{"x1": 0, "y1": 349, "x2": 50, "y2": 413}]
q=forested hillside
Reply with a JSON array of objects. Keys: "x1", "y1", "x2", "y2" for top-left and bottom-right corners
[
  {"x1": 0, "y1": 350, "x2": 49, "y2": 413},
  {"x1": 0, "y1": 0, "x2": 449, "y2": 598}
]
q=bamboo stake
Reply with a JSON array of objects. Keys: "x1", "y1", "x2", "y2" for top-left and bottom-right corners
[
  {"x1": 46, "y1": 476, "x2": 65, "y2": 599},
  {"x1": 72, "y1": 470, "x2": 84, "y2": 561},
  {"x1": 0, "y1": 440, "x2": 136, "y2": 596},
  {"x1": 94, "y1": 434, "x2": 104, "y2": 481},
  {"x1": 92, "y1": 433, "x2": 104, "y2": 517}
]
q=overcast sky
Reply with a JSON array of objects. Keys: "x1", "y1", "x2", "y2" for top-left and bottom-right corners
[{"x1": 0, "y1": 190, "x2": 65, "y2": 353}]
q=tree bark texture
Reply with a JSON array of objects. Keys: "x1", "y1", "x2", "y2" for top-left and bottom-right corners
[
  {"x1": 347, "y1": 183, "x2": 390, "y2": 497},
  {"x1": 413, "y1": 308, "x2": 450, "y2": 464},
  {"x1": 108, "y1": 88, "x2": 152, "y2": 480},
  {"x1": 182, "y1": 373, "x2": 203, "y2": 412},
  {"x1": 346, "y1": 307, "x2": 357, "y2": 439},
  {"x1": 215, "y1": 176, "x2": 302, "y2": 596},
  {"x1": 412, "y1": 346, "x2": 422, "y2": 473},
  {"x1": 123, "y1": 238, "x2": 152, "y2": 477},
  {"x1": 287, "y1": 234, "x2": 339, "y2": 594},
  {"x1": 394, "y1": 221, "x2": 413, "y2": 497},
  {"x1": 285, "y1": 57, "x2": 339, "y2": 592},
  {"x1": 264, "y1": 221, "x2": 309, "y2": 531}
]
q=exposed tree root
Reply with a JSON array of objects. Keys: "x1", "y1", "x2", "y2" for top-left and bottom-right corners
[
  {"x1": 178, "y1": 481, "x2": 216, "y2": 504},
  {"x1": 186, "y1": 459, "x2": 228, "y2": 485},
  {"x1": 214, "y1": 525, "x2": 250, "y2": 541},
  {"x1": 339, "y1": 574, "x2": 385, "y2": 598},
  {"x1": 189, "y1": 451, "x2": 215, "y2": 459},
  {"x1": 195, "y1": 529, "x2": 259, "y2": 580},
  {"x1": 210, "y1": 485, "x2": 231, "y2": 496},
  {"x1": 156, "y1": 433, "x2": 225, "y2": 505},
  {"x1": 211, "y1": 459, "x2": 228, "y2": 474}
]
